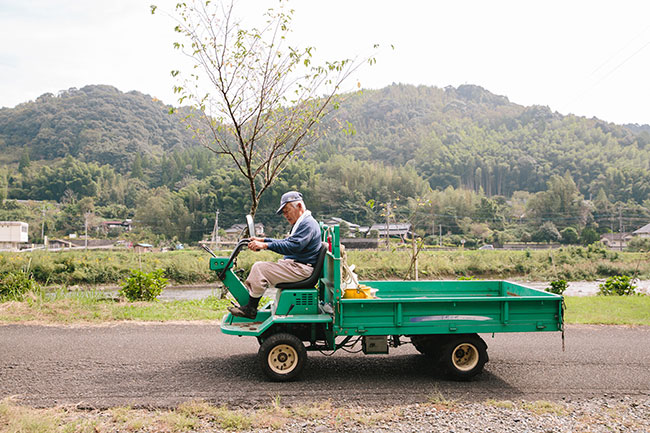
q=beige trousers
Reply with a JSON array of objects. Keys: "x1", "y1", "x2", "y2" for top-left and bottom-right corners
[{"x1": 245, "y1": 259, "x2": 313, "y2": 298}]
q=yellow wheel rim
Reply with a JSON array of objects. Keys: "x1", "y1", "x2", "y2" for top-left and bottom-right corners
[
  {"x1": 268, "y1": 344, "x2": 298, "y2": 374},
  {"x1": 451, "y1": 343, "x2": 479, "y2": 372}
]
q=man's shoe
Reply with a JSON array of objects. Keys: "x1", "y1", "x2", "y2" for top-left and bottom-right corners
[{"x1": 228, "y1": 305, "x2": 257, "y2": 320}]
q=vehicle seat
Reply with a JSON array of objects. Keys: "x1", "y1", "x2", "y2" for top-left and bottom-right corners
[{"x1": 276, "y1": 243, "x2": 328, "y2": 290}]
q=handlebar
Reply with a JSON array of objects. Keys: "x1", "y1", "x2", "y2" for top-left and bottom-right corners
[{"x1": 218, "y1": 239, "x2": 250, "y2": 280}]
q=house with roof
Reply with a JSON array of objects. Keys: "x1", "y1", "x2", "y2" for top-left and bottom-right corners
[
  {"x1": 134, "y1": 243, "x2": 153, "y2": 253},
  {"x1": 600, "y1": 232, "x2": 633, "y2": 249},
  {"x1": 633, "y1": 223, "x2": 650, "y2": 238},
  {"x1": 368, "y1": 223, "x2": 413, "y2": 240},
  {"x1": 224, "y1": 222, "x2": 265, "y2": 240},
  {"x1": 48, "y1": 239, "x2": 75, "y2": 250},
  {"x1": 100, "y1": 219, "x2": 132, "y2": 233},
  {"x1": 322, "y1": 217, "x2": 361, "y2": 237}
]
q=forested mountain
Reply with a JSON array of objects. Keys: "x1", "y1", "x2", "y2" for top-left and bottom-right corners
[
  {"x1": 1, "y1": 83, "x2": 649, "y2": 246},
  {"x1": 0, "y1": 85, "x2": 199, "y2": 171},
  {"x1": 316, "y1": 84, "x2": 650, "y2": 203}
]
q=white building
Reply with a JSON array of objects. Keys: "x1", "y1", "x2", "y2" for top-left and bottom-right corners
[{"x1": 0, "y1": 221, "x2": 29, "y2": 251}]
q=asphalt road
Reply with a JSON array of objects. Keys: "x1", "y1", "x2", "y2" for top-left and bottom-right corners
[{"x1": 1, "y1": 323, "x2": 648, "y2": 409}]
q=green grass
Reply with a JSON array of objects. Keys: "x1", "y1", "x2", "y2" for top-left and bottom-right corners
[
  {"x1": 0, "y1": 290, "x2": 231, "y2": 323},
  {"x1": 2, "y1": 247, "x2": 649, "y2": 286},
  {"x1": 0, "y1": 289, "x2": 648, "y2": 325},
  {"x1": 564, "y1": 295, "x2": 650, "y2": 325}
]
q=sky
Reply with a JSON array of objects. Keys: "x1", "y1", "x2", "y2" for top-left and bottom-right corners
[{"x1": 1, "y1": 0, "x2": 650, "y2": 125}]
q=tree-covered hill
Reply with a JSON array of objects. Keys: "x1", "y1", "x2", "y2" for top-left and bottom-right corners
[
  {"x1": 2, "y1": 82, "x2": 650, "y2": 245},
  {"x1": 0, "y1": 85, "x2": 199, "y2": 171},
  {"x1": 317, "y1": 84, "x2": 650, "y2": 203},
  {"x1": 3, "y1": 82, "x2": 650, "y2": 204}
]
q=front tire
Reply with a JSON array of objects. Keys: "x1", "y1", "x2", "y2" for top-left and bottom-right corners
[
  {"x1": 438, "y1": 334, "x2": 488, "y2": 380},
  {"x1": 258, "y1": 333, "x2": 307, "y2": 382}
]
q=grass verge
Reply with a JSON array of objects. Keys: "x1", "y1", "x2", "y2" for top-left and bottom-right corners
[
  {"x1": 0, "y1": 290, "x2": 231, "y2": 324},
  {"x1": 0, "y1": 290, "x2": 648, "y2": 325},
  {"x1": 564, "y1": 295, "x2": 650, "y2": 325}
]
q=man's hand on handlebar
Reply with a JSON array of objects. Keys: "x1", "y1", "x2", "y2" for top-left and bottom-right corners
[{"x1": 248, "y1": 239, "x2": 268, "y2": 252}]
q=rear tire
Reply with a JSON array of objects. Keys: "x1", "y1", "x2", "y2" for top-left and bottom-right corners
[
  {"x1": 258, "y1": 333, "x2": 307, "y2": 382},
  {"x1": 438, "y1": 334, "x2": 488, "y2": 380},
  {"x1": 411, "y1": 334, "x2": 445, "y2": 358}
]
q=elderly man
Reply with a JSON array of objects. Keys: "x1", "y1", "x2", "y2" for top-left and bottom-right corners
[{"x1": 228, "y1": 191, "x2": 322, "y2": 319}]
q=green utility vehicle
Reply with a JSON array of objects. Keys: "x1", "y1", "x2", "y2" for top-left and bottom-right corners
[{"x1": 207, "y1": 217, "x2": 564, "y2": 382}]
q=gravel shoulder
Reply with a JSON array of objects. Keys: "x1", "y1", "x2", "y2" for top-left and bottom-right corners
[{"x1": 2, "y1": 396, "x2": 648, "y2": 432}]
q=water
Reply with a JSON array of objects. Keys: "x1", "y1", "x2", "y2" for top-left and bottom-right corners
[
  {"x1": 159, "y1": 286, "x2": 223, "y2": 301},
  {"x1": 92, "y1": 285, "x2": 223, "y2": 301},
  {"x1": 516, "y1": 280, "x2": 650, "y2": 296},
  {"x1": 149, "y1": 280, "x2": 650, "y2": 300}
]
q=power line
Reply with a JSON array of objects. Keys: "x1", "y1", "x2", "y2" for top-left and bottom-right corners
[{"x1": 562, "y1": 24, "x2": 650, "y2": 112}]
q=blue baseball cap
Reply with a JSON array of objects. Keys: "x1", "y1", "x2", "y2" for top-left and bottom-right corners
[{"x1": 276, "y1": 191, "x2": 303, "y2": 214}]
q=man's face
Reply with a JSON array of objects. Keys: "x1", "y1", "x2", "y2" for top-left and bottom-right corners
[{"x1": 282, "y1": 202, "x2": 302, "y2": 225}]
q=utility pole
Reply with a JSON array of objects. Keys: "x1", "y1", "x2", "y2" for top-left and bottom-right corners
[
  {"x1": 41, "y1": 204, "x2": 46, "y2": 243},
  {"x1": 211, "y1": 210, "x2": 220, "y2": 249},
  {"x1": 385, "y1": 202, "x2": 391, "y2": 250},
  {"x1": 439, "y1": 224, "x2": 442, "y2": 247},
  {"x1": 618, "y1": 205, "x2": 623, "y2": 251},
  {"x1": 84, "y1": 212, "x2": 89, "y2": 250}
]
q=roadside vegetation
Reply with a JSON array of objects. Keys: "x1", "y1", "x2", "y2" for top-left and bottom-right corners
[
  {"x1": 1, "y1": 247, "x2": 648, "y2": 325},
  {"x1": 2, "y1": 246, "x2": 649, "y2": 286}
]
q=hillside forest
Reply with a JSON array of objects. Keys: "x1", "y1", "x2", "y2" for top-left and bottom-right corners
[{"x1": 1, "y1": 84, "x2": 650, "y2": 249}]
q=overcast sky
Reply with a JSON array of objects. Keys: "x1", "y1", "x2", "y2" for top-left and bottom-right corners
[{"x1": 1, "y1": 0, "x2": 649, "y2": 125}]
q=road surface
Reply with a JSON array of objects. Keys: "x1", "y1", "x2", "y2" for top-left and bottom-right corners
[{"x1": 1, "y1": 323, "x2": 648, "y2": 408}]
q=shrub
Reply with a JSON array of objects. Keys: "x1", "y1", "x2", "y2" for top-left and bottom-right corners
[
  {"x1": 119, "y1": 269, "x2": 168, "y2": 301},
  {"x1": 0, "y1": 270, "x2": 41, "y2": 301},
  {"x1": 547, "y1": 279, "x2": 568, "y2": 295},
  {"x1": 627, "y1": 237, "x2": 650, "y2": 252},
  {"x1": 598, "y1": 275, "x2": 637, "y2": 296},
  {"x1": 560, "y1": 227, "x2": 579, "y2": 245}
]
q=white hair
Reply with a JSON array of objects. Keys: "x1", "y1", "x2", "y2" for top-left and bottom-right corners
[{"x1": 289, "y1": 200, "x2": 305, "y2": 210}]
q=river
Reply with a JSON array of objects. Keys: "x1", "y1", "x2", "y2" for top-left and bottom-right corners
[{"x1": 133, "y1": 279, "x2": 650, "y2": 300}]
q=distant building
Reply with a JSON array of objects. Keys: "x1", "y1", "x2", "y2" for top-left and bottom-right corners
[
  {"x1": 100, "y1": 219, "x2": 132, "y2": 233},
  {"x1": 48, "y1": 238, "x2": 116, "y2": 250},
  {"x1": 224, "y1": 223, "x2": 265, "y2": 240},
  {"x1": 49, "y1": 239, "x2": 75, "y2": 250},
  {"x1": 633, "y1": 223, "x2": 650, "y2": 238},
  {"x1": 134, "y1": 243, "x2": 153, "y2": 253},
  {"x1": 322, "y1": 217, "x2": 361, "y2": 236},
  {"x1": 600, "y1": 232, "x2": 633, "y2": 249},
  {"x1": 369, "y1": 223, "x2": 413, "y2": 240},
  {"x1": 0, "y1": 221, "x2": 28, "y2": 251}
]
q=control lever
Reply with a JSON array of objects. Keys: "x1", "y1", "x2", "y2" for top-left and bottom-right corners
[{"x1": 201, "y1": 244, "x2": 217, "y2": 258}]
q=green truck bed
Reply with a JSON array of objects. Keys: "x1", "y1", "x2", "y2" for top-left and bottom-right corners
[{"x1": 336, "y1": 280, "x2": 563, "y2": 336}]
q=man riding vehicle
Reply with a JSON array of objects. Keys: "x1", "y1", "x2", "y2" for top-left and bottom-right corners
[{"x1": 227, "y1": 191, "x2": 321, "y2": 319}]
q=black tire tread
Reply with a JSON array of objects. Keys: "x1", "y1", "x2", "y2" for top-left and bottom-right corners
[{"x1": 258, "y1": 333, "x2": 307, "y2": 382}]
